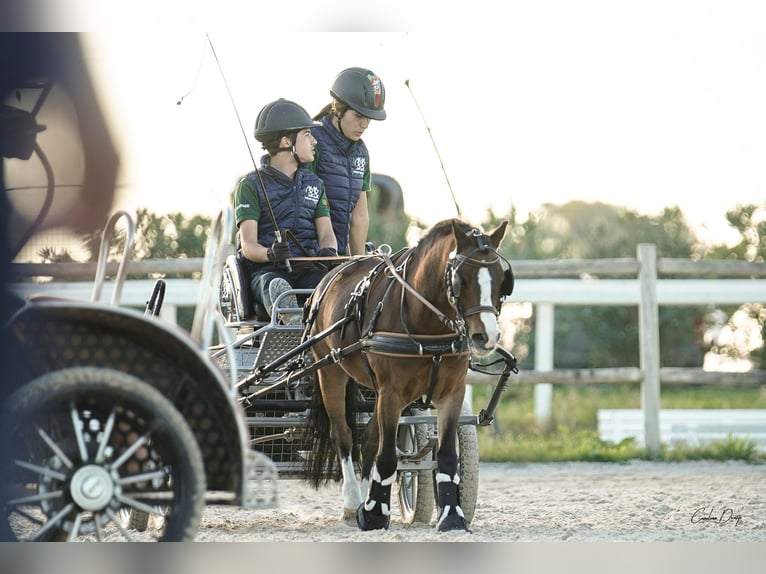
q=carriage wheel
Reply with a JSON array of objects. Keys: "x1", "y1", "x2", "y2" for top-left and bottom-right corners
[
  {"x1": 0, "y1": 367, "x2": 206, "y2": 542},
  {"x1": 431, "y1": 401, "x2": 480, "y2": 526},
  {"x1": 395, "y1": 413, "x2": 435, "y2": 525},
  {"x1": 456, "y1": 402, "x2": 480, "y2": 524}
]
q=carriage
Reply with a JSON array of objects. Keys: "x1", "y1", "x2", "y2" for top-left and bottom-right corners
[
  {"x1": 2, "y1": 206, "x2": 518, "y2": 540},
  {"x1": 1, "y1": 209, "x2": 278, "y2": 541},
  {"x1": 212, "y1": 218, "x2": 518, "y2": 531}
]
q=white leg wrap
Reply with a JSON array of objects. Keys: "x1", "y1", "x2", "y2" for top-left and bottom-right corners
[
  {"x1": 341, "y1": 456, "x2": 362, "y2": 510},
  {"x1": 435, "y1": 472, "x2": 460, "y2": 485}
]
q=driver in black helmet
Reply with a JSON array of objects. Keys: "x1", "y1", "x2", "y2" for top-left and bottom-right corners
[
  {"x1": 233, "y1": 99, "x2": 338, "y2": 324},
  {"x1": 310, "y1": 67, "x2": 386, "y2": 256}
]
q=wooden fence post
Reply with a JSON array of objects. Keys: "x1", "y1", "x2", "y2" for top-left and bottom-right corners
[
  {"x1": 534, "y1": 303, "x2": 555, "y2": 427},
  {"x1": 638, "y1": 244, "x2": 661, "y2": 458}
]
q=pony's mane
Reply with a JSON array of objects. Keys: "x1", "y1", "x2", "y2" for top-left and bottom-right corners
[{"x1": 414, "y1": 218, "x2": 473, "y2": 254}]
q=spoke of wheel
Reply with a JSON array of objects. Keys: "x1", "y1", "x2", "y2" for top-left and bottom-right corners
[
  {"x1": 109, "y1": 432, "x2": 150, "y2": 470},
  {"x1": 115, "y1": 468, "x2": 168, "y2": 486},
  {"x1": 67, "y1": 512, "x2": 83, "y2": 541},
  {"x1": 94, "y1": 512, "x2": 105, "y2": 542},
  {"x1": 70, "y1": 400, "x2": 89, "y2": 463},
  {"x1": 36, "y1": 425, "x2": 74, "y2": 469},
  {"x1": 8, "y1": 489, "x2": 64, "y2": 505},
  {"x1": 13, "y1": 459, "x2": 67, "y2": 481},
  {"x1": 95, "y1": 407, "x2": 117, "y2": 464},
  {"x1": 123, "y1": 491, "x2": 175, "y2": 502},
  {"x1": 31, "y1": 502, "x2": 74, "y2": 541},
  {"x1": 117, "y1": 493, "x2": 169, "y2": 515},
  {"x1": 104, "y1": 507, "x2": 136, "y2": 542}
]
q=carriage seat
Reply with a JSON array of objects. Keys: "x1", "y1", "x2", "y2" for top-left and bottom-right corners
[
  {"x1": 219, "y1": 254, "x2": 310, "y2": 325},
  {"x1": 220, "y1": 254, "x2": 269, "y2": 324}
]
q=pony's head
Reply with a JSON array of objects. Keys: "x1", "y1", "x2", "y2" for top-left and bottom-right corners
[{"x1": 446, "y1": 220, "x2": 513, "y2": 357}]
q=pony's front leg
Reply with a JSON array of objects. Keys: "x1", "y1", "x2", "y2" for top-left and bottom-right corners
[
  {"x1": 356, "y1": 395, "x2": 399, "y2": 531},
  {"x1": 434, "y1": 401, "x2": 470, "y2": 532}
]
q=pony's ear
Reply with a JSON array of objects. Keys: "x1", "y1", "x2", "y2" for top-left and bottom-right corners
[
  {"x1": 451, "y1": 219, "x2": 472, "y2": 250},
  {"x1": 488, "y1": 220, "x2": 509, "y2": 249}
]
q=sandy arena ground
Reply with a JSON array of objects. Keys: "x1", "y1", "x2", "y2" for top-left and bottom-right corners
[{"x1": 194, "y1": 460, "x2": 766, "y2": 542}]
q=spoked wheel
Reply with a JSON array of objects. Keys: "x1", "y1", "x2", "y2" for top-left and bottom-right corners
[
  {"x1": 396, "y1": 409, "x2": 435, "y2": 525},
  {"x1": 0, "y1": 367, "x2": 206, "y2": 541}
]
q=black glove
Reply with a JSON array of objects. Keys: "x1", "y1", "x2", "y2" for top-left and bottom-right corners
[
  {"x1": 268, "y1": 241, "x2": 292, "y2": 266},
  {"x1": 317, "y1": 247, "x2": 338, "y2": 258}
]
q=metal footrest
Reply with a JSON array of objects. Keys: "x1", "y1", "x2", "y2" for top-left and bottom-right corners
[{"x1": 242, "y1": 450, "x2": 279, "y2": 509}]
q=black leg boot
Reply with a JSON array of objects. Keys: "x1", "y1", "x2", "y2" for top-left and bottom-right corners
[
  {"x1": 435, "y1": 472, "x2": 470, "y2": 532},
  {"x1": 356, "y1": 468, "x2": 394, "y2": 530}
]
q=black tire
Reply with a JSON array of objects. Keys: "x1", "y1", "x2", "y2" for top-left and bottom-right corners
[
  {"x1": 396, "y1": 416, "x2": 435, "y2": 525},
  {"x1": 431, "y1": 401, "x2": 480, "y2": 526},
  {"x1": 457, "y1": 402, "x2": 479, "y2": 524},
  {"x1": 0, "y1": 367, "x2": 206, "y2": 541}
]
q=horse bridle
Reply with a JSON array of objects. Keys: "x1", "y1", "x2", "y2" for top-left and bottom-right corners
[{"x1": 445, "y1": 229, "x2": 515, "y2": 318}]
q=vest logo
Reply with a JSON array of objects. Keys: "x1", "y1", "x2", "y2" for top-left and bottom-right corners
[
  {"x1": 352, "y1": 156, "x2": 366, "y2": 176},
  {"x1": 304, "y1": 185, "x2": 321, "y2": 201}
]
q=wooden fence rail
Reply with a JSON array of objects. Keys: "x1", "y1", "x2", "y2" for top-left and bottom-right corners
[{"x1": 11, "y1": 244, "x2": 766, "y2": 457}]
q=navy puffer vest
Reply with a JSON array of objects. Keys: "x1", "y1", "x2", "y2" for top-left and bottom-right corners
[
  {"x1": 312, "y1": 115, "x2": 369, "y2": 255},
  {"x1": 247, "y1": 157, "x2": 324, "y2": 258}
]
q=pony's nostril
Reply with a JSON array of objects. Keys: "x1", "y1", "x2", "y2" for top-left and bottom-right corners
[{"x1": 471, "y1": 333, "x2": 489, "y2": 348}]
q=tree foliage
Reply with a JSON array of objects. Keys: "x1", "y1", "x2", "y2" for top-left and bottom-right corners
[
  {"x1": 705, "y1": 203, "x2": 766, "y2": 263},
  {"x1": 700, "y1": 203, "x2": 766, "y2": 367},
  {"x1": 484, "y1": 201, "x2": 747, "y2": 369}
]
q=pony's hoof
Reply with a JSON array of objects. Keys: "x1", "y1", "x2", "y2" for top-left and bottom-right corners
[
  {"x1": 437, "y1": 513, "x2": 470, "y2": 533},
  {"x1": 356, "y1": 504, "x2": 390, "y2": 531},
  {"x1": 342, "y1": 508, "x2": 358, "y2": 526}
]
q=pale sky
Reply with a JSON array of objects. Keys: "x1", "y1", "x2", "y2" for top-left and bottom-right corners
[{"x1": 32, "y1": 1, "x2": 766, "y2": 246}]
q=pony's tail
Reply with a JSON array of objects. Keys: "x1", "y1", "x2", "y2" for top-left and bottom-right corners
[{"x1": 301, "y1": 376, "x2": 364, "y2": 489}]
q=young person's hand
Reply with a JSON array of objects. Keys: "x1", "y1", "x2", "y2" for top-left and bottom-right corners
[
  {"x1": 317, "y1": 247, "x2": 338, "y2": 257},
  {"x1": 269, "y1": 241, "x2": 292, "y2": 266}
]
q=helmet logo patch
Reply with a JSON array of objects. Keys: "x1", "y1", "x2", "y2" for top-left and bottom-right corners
[{"x1": 367, "y1": 74, "x2": 383, "y2": 108}]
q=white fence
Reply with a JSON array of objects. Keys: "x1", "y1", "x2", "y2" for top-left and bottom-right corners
[
  {"x1": 10, "y1": 244, "x2": 766, "y2": 457},
  {"x1": 598, "y1": 409, "x2": 766, "y2": 451}
]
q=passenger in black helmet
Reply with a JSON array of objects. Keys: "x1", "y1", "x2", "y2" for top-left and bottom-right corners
[
  {"x1": 310, "y1": 67, "x2": 386, "y2": 255},
  {"x1": 233, "y1": 98, "x2": 338, "y2": 324}
]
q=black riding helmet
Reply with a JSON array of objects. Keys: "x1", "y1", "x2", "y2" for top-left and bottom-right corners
[
  {"x1": 254, "y1": 98, "x2": 320, "y2": 142},
  {"x1": 330, "y1": 67, "x2": 386, "y2": 121}
]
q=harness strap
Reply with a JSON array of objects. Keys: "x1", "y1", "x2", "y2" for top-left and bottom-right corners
[
  {"x1": 423, "y1": 354, "x2": 442, "y2": 408},
  {"x1": 380, "y1": 252, "x2": 461, "y2": 334},
  {"x1": 300, "y1": 339, "x2": 365, "y2": 372},
  {"x1": 362, "y1": 275, "x2": 397, "y2": 338},
  {"x1": 361, "y1": 332, "x2": 467, "y2": 356},
  {"x1": 359, "y1": 349, "x2": 379, "y2": 394}
]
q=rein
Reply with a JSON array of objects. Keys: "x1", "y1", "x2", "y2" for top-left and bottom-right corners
[{"x1": 380, "y1": 251, "x2": 464, "y2": 335}]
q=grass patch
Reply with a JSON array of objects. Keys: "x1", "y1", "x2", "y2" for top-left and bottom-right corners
[{"x1": 471, "y1": 382, "x2": 766, "y2": 463}]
